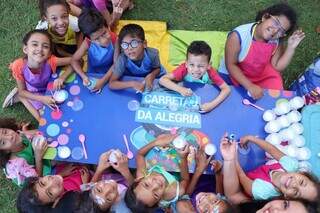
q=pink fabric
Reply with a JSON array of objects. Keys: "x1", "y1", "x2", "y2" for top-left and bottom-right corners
[
  {"x1": 92, "y1": 0, "x2": 107, "y2": 12},
  {"x1": 232, "y1": 40, "x2": 283, "y2": 90},
  {"x1": 5, "y1": 157, "x2": 38, "y2": 185},
  {"x1": 55, "y1": 164, "x2": 85, "y2": 192},
  {"x1": 172, "y1": 63, "x2": 225, "y2": 86},
  {"x1": 246, "y1": 163, "x2": 283, "y2": 183}
]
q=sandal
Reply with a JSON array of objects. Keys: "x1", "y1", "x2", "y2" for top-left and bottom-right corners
[{"x1": 2, "y1": 87, "x2": 19, "y2": 108}]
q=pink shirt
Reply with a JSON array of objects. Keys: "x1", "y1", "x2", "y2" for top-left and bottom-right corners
[{"x1": 172, "y1": 63, "x2": 225, "y2": 86}]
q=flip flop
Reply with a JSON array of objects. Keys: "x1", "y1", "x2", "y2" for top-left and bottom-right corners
[{"x1": 2, "y1": 87, "x2": 19, "y2": 108}]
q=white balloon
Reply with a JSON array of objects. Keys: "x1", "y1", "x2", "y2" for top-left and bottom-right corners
[
  {"x1": 279, "y1": 128, "x2": 295, "y2": 141},
  {"x1": 276, "y1": 115, "x2": 290, "y2": 128},
  {"x1": 296, "y1": 147, "x2": 311, "y2": 161},
  {"x1": 298, "y1": 161, "x2": 312, "y2": 172},
  {"x1": 263, "y1": 110, "x2": 276, "y2": 122},
  {"x1": 286, "y1": 144, "x2": 298, "y2": 158},
  {"x1": 287, "y1": 110, "x2": 302, "y2": 123},
  {"x1": 290, "y1": 122, "x2": 304, "y2": 135},
  {"x1": 289, "y1": 96, "x2": 305, "y2": 110},
  {"x1": 265, "y1": 120, "x2": 281, "y2": 133},
  {"x1": 290, "y1": 135, "x2": 306, "y2": 147},
  {"x1": 265, "y1": 133, "x2": 281, "y2": 145},
  {"x1": 275, "y1": 101, "x2": 291, "y2": 115}
]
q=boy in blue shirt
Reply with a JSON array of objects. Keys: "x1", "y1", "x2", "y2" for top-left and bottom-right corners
[{"x1": 109, "y1": 24, "x2": 166, "y2": 92}]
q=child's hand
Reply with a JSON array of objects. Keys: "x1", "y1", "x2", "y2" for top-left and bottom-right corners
[
  {"x1": 92, "y1": 78, "x2": 104, "y2": 92},
  {"x1": 239, "y1": 135, "x2": 254, "y2": 149},
  {"x1": 154, "y1": 134, "x2": 177, "y2": 147},
  {"x1": 82, "y1": 76, "x2": 90, "y2": 87},
  {"x1": 97, "y1": 151, "x2": 112, "y2": 171},
  {"x1": 210, "y1": 160, "x2": 222, "y2": 173},
  {"x1": 195, "y1": 148, "x2": 212, "y2": 174},
  {"x1": 53, "y1": 78, "x2": 64, "y2": 90},
  {"x1": 176, "y1": 144, "x2": 190, "y2": 159},
  {"x1": 200, "y1": 103, "x2": 214, "y2": 113},
  {"x1": 32, "y1": 139, "x2": 48, "y2": 160},
  {"x1": 219, "y1": 133, "x2": 237, "y2": 161},
  {"x1": 41, "y1": 96, "x2": 56, "y2": 108},
  {"x1": 80, "y1": 166, "x2": 91, "y2": 184},
  {"x1": 178, "y1": 87, "x2": 193, "y2": 96},
  {"x1": 132, "y1": 81, "x2": 145, "y2": 93},
  {"x1": 111, "y1": 152, "x2": 129, "y2": 173},
  {"x1": 247, "y1": 84, "x2": 263, "y2": 99},
  {"x1": 287, "y1": 29, "x2": 305, "y2": 50}
]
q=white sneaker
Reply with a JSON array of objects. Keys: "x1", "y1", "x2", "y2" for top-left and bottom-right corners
[{"x1": 2, "y1": 87, "x2": 19, "y2": 108}]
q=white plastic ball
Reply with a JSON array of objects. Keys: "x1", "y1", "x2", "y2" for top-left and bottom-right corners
[
  {"x1": 286, "y1": 144, "x2": 298, "y2": 158},
  {"x1": 263, "y1": 110, "x2": 276, "y2": 122},
  {"x1": 296, "y1": 147, "x2": 311, "y2": 161},
  {"x1": 298, "y1": 161, "x2": 312, "y2": 172},
  {"x1": 276, "y1": 115, "x2": 290, "y2": 128},
  {"x1": 287, "y1": 110, "x2": 302, "y2": 123},
  {"x1": 290, "y1": 135, "x2": 306, "y2": 147},
  {"x1": 265, "y1": 133, "x2": 281, "y2": 145},
  {"x1": 265, "y1": 120, "x2": 281, "y2": 133},
  {"x1": 289, "y1": 96, "x2": 305, "y2": 110},
  {"x1": 289, "y1": 123, "x2": 304, "y2": 135},
  {"x1": 204, "y1": 143, "x2": 217, "y2": 156},
  {"x1": 275, "y1": 101, "x2": 291, "y2": 115}
]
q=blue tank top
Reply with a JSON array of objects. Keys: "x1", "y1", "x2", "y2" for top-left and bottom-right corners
[
  {"x1": 125, "y1": 50, "x2": 166, "y2": 77},
  {"x1": 87, "y1": 41, "x2": 114, "y2": 73}
]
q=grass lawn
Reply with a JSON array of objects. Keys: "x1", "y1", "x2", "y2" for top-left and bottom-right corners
[{"x1": 0, "y1": 0, "x2": 319, "y2": 212}]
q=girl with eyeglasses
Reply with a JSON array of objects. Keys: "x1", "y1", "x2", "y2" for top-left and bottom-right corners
[{"x1": 219, "y1": 3, "x2": 305, "y2": 100}]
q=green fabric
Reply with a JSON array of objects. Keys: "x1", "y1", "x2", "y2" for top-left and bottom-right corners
[
  {"x1": 184, "y1": 72, "x2": 212, "y2": 84},
  {"x1": 148, "y1": 165, "x2": 177, "y2": 184},
  {"x1": 168, "y1": 30, "x2": 228, "y2": 70},
  {"x1": 15, "y1": 135, "x2": 51, "y2": 176}
]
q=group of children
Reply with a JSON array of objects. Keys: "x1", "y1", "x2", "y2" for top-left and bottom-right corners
[{"x1": 1, "y1": 0, "x2": 319, "y2": 212}]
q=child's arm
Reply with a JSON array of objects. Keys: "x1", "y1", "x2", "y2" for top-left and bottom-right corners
[
  {"x1": 71, "y1": 40, "x2": 90, "y2": 85},
  {"x1": 159, "y1": 73, "x2": 193, "y2": 96},
  {"x1": 108, "y1": 72, "x2": 145, "y2": 91},
  {"x1": 91, "y1": 151, "x2": 112, "y2": 182},
  {"x1": 240, "y1": 135, "x2": 284, "y2": 161},
  {"x1": 66, "y1": 1, "x2": 82, "y2": 16},
  {"x1": 16, "y1": 80, "x2": 56, "y2": 108},
  {"x1": 144, "y1": 68, "x2": 160, "y2": 90},
  {"x1": 211, "y1": 160, "x2": 223, "y2": 194},
  {"x1": 200, "y1": 82, "x2": 230, "y2": 112},
  {"x1": 136, "y1": 134, "x2": 176, "y2": 178},
  {"x1": 235, "y1": 160, "x2": 253, "y2": 197},
  {"x1": 176, "y1": 145, "x2": 190, "y2": 195},
  {"x1": 53, "y1": 57, "x2": 73, "y2": 90},
  {"x1": 225, "y1": 32, "x2": 263, "y2": 99},
  {"x1": 111, "y1": 152, "x2": 134, "y2": 185},
  {"x1": 271, "y1": 30, "x2": 305, "y2": 72},
  {"x1": 32, "y1": 140, "x2": 48, "y2": 176},
  {"x1": 92, "y1": 66, "x2": 113, "y2": 92},
  {"x1": 186, "y1": 149, "x2": 212, "y2": 195}
]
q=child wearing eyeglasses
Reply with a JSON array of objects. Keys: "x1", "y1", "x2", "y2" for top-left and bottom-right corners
[
  {"x1": 219, "y1": 3, "x2": 305, "y2": 99},
  {"x1": 71, "y1": 8, "x2": 118, "y2": 92},
  {"x1": 109, "y1": 23, "x2": 166, "y2": 92}
]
